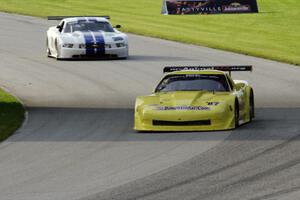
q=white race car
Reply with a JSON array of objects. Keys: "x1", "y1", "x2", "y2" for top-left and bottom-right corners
[{"x1": 46, "y1": 16, "x2": 128, "y2": 59}]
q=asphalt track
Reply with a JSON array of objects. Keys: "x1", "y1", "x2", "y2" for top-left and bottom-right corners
[{"x1": 0, "y1": 13, "x2": 300, "y2": 200}]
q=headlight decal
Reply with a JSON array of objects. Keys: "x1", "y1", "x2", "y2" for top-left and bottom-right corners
[
  {"x1": 62, "y1": 43, "x2": 74, "y2": 48},
  {"x1": 113, "y1": 36, "x2": 124, "y2": 41}
]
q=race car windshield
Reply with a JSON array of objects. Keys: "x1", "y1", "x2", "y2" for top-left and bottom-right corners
[
  {"x1": 64, "y1": 21, "x2": 115, "y2": 33},
  {"x1": 155, "y1": 74, "x2": 230, "y2": 92}
]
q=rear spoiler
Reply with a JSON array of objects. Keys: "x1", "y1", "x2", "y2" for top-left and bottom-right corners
[
  {"x1": 163, "y1": 65, "x2": 252, "y2": 76},
  {"x1": 47, "y1": 16, "x2": 110, "y2": 20}
]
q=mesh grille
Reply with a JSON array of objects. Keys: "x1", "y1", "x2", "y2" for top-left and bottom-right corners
[{"x1": 153, "y1": 120, "x2": 211, "y2": 126}]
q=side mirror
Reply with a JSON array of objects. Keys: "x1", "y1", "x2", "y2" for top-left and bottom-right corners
[
  {"x1": 56, "y1": 25, "x2": 63, "y2": 32},
  {"x1": 114, "y1": 25, "x2": 122, "y2": 29}
]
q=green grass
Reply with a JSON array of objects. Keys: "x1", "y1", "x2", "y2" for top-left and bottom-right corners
[
  {"x1": 0, "y1": 89, "x2": 25, "y2": 141},
  {"x1": 0, "y1": 0, "x2": 299, "y2": 65}
]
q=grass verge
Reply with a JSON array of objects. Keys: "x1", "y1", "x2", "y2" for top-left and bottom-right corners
[
  {"x1": 0, "y1": 88, "x2": 25, "y2": 142},
  {"x1": 0, "y1": 0, "x2": 299, "y2": 65}
]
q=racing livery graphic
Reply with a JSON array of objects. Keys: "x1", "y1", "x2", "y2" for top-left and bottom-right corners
[
  {"x1": 46, "y1": 16, "x2": 128, "y2": 59},
  {"x1": 134, "y1": 66, "x2": 255, "y2": 131}
]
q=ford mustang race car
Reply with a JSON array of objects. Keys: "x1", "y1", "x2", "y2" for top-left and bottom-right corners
[
  {"x1": 134, "y1": 66, "x2": 254, "y2": 131},
  {"x1": 46, "y1": 16, "x2": 128, "y2": 59}
]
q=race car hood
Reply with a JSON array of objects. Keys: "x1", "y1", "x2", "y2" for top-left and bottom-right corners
[
  {"x1": 60, "y1": 31, "x2": 127, "y2": 44},
  {"x1": 137, "y1": 91, "x2": 232, "y2": 109},
  {"x1": 157, "y1": 91, "x2": 216, "y2": 106}
]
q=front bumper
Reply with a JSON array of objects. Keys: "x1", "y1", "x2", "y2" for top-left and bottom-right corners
[
  {"x1": 134, "y1": 108, "x2": 235, "y2": 132},
  {"x1": 59, "y1": 46, "x2": 128, "y2": 59}
]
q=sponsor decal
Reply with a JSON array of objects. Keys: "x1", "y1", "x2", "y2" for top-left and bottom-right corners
[
  {"x1": 207, "y1": 102, "x2": 220, "y2": 106},
  {"x1": 164, "y1": 66, "x2": 253, "y2": 73},
  {"x1": 223, "y1": 3, "x2": 251, "y2": 13},
  {"x1": 162, "y1": 0, "x2": 258, "y2": 15},
  {"x1": 157, "y1": 106, "x2": 210, "y2": 110}
]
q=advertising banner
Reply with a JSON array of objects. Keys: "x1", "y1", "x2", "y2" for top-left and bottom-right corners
[{"x1": 162, "y1": 0, "x2": 259, "y2": 15}]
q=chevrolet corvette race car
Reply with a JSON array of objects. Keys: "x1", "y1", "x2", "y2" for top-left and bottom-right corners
[
  {"x1": 46, "y1": 16, "x2": 128, "y2": 59},
  {"x1": 134, "y1": 66, "x2": 254, "y2": 131}
]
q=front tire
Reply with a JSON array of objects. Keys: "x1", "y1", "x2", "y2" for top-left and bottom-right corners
[
  {"x1": 46, "y1": 38, "x2": 51, "y2": 57},
  {"x1": 118, "y1": 56, "x2": 128, "y2": 60},
  {"x1": 234, "y1": 100, "x2": 239, "y2": 128},
  {"x1": 55, "y1": 39, "x2": 61, "y2": 60},
  {"x1": 249, "y1": 90, "x2": 255, "y2": 121}
]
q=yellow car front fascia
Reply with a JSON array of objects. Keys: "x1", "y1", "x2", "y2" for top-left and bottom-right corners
[{"x1": 134, "y1": 70, "x2": 253, "y2": 132}]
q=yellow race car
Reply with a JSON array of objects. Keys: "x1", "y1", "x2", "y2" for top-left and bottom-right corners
[{"x1": 134, "y1": 66, "x2": 254, "y2": 131}]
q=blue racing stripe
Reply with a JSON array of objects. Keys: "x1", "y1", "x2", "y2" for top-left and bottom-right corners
[
  {"x1": 95, "y1": 33, "x2": 105, "y2": 55},
  {"x1": 83, "y1": 32, "x2": 95, "y2": 55}
]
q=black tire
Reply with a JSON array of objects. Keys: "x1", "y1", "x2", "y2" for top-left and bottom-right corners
[
  {"x1": 234, "y1": 100, "x2": 239, "y2": 128},
  {"x1": 249, "y1": 90, "x2": 255, "y2": 121},
  {"x1": 46, "y1": 38, "x2": 51, "y2": 57},
  {"x1": 55, "y1": 39, "x2": 61, "y2": 60}
]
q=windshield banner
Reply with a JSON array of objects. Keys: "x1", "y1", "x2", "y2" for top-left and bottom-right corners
[{"x1": 161, "y1": 0, "x2": 259, "y2": 15}]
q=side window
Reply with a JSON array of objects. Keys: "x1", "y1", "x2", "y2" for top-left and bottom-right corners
[
  {"x1": 64, "y1": 23, "x2": 71, "y2": 33},
  {"x1": 226, "y1": 74, "x2": 234, "y2": 91}
]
